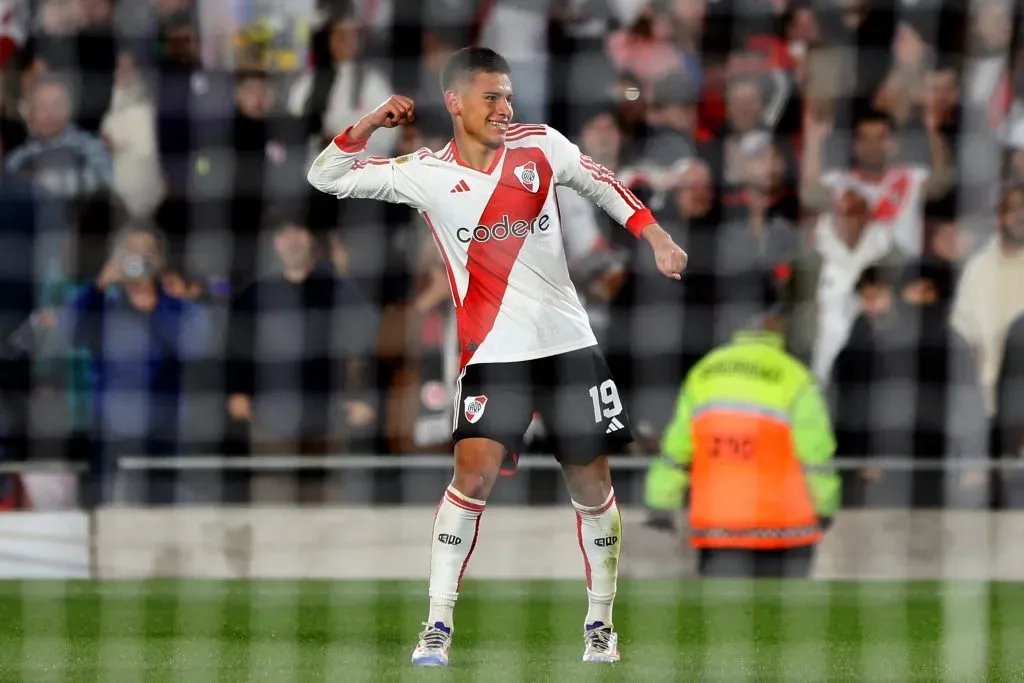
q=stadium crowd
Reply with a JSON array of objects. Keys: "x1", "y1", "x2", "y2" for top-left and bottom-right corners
[{"x1": 0, "y1": 0, "x2": 1023, "y2": 509}]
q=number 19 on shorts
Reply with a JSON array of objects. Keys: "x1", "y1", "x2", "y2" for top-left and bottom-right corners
[{"x1": 588, "y1": 379, "x2": 622, "y2": 423}]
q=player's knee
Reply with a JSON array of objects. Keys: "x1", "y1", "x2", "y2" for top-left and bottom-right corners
[{"x1": 452, "y1": 438, "x2": 504, "y2": 500}]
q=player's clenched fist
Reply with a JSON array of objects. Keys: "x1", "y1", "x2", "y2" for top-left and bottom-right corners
[
  {"x1": 366, "y1": 95, "x2": 416, "y2": 129},
  {"x1": 348, "y1": 95, "x2": 416, "y2": 141},
  {"x1": 642, "y1": 224, "x2": 688, "y2": 280}
]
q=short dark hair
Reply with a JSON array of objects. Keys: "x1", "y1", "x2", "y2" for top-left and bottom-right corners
[
  {"x1": 439, "y1": 47, "x2": 510, "y2": 91},
  {"x1": 236, "y1": 68, "x2": 268, "y2": 87},
  {"x1": 853, "y1": 106, "x2": 893, "y2": 134}
]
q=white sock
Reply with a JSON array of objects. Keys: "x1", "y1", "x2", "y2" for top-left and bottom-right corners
[
  {"x1": 573, "y1": 488, "x2": 621, "y2": 627},
  {"x1": 426, "y1": 485, "x2": 486, "y2": 628}
]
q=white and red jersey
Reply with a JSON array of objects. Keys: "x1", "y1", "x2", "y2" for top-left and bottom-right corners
[
  {"x1": 308, "y1": 123, "x2": 655, "y2": 369},
  {"x1": 821, "y1": 165, "x2": 929, "y2": 257}
]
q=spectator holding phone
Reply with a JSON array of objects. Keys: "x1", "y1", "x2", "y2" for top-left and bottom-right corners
[{"x1": 64, "y1": 222, "x2": 210, "y2": 506}]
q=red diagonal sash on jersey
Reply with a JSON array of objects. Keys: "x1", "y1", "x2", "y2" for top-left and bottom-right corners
[
  {"x1": 458, "y1": 148, "x2": 553, "y2": 369},
  {"x1": 871, "y1": 170, "x2": 912, "y2": 222}
]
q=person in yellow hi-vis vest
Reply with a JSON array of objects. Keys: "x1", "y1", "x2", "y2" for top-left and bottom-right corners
[{"x1": 644, "y1": 292, "x2": 841, "y2": 578}]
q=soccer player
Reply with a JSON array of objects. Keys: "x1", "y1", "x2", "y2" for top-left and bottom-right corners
[{"x1": 307, "y1": 47, "x2": 687, "y2": 666}]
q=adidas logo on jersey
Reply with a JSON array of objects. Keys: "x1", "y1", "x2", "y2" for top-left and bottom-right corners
[
  {"x1": 450, "y1": 180, "x2": 471, "y2": 193},
  {"x1": 605, "y1": 417, "x2": 625, "y2": 434}
]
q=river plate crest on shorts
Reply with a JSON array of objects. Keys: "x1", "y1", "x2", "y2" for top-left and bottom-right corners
[{"x1": 464, "y1": 395, "x2": 488, "y2": 424}]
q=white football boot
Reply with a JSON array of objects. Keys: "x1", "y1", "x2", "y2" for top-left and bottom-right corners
[
  {"x1": 582, "y1": 621, "x2": 620, "y2": 663},
  {"x1": 411, "y1": 621, "x2": 452, "y2": 667}
]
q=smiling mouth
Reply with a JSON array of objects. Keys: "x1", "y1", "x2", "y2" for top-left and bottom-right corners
[{"x1": 488, "y1": 121, "x2": 508, "y2": 131}]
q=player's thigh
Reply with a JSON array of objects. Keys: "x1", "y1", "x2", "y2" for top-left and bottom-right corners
[
  {"x1": 540, "y1": 347, "x2": 634, "y2": 465},
  {"x1": 453, "y1": 361, "x2": 534, "y2": 467}
]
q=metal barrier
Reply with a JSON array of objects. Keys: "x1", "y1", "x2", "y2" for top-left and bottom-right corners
[{"x1": 0, "y1": 455, "x2": 1018, "y2": 474}]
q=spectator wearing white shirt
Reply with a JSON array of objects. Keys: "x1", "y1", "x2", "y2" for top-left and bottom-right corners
[
  {"x1": 287, "y1": 8, "x2": 397, "y2": 158},
  {"x1": 813, "y1": 184, "x2": 904, "y2": 384},
  {"x1": 951, "y1": 184, "x2": 1024, "y2": 417}
]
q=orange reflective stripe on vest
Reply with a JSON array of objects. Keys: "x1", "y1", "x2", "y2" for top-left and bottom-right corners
[{"x1": 688, "y1": 400, "x2": 822, "y2": 550}]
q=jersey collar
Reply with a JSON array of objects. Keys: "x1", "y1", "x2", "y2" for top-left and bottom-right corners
[{"x1": 446, "y1": 140, "x2": 506, "y2": 175}]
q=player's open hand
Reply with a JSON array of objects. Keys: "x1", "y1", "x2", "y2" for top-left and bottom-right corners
[
  {"x1": 366, "y1": 95, "x2": 416, "y2": 130},
  {"x1": 643, "y1": 224, "x2": 688, "y2": 280}
]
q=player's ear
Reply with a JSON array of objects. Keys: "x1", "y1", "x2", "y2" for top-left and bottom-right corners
[{"x1": 444, "y1": 89, "x2": 461, "y2": 116}]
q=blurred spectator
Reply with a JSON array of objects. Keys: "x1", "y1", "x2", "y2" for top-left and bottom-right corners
[
  {"x1": 226, "y1": 213, "x2": 378, "y2": 503},
  {"x1": 963, "y1": 0, "x2": 1014, "y2": 130},
  {"x1": 0, "y1": 0, "x2": 27, "y2": 82},
  {"x1": 377, "y1": 230, "x2": 455, "y2": 454},
  {"x1": 605, "y1": 2, "x2": 691, "y2": 93},
  {"x1": 716, "y1": 75, "x2": 770, "y2": 185},
  {"x1": 622, "y1": 70, "x2": 699, "y2": 206},
  {"x1": 832, "y1": 260, "x2": 987, "y2": 508},
  {"x1": 873, "y1": 21, "x2": 931, "y2": 129},
  {"x1": 547, "y1": 0, "x2": 620, "y2": 135},
  {"x1": 830, "y1": 263, "x2": 896, "y2": 504},
  {"x1": 928, "y1": 215, "x2": 981, "y2": 264},
  {"x1": 718, "y1": 133, "x2": 802, "y2": 266},
  {"x1": 187, "y1": 68, "x2": 307, "y2": 285},
  {"x1": 579, "y1": 108, "x2": 624, "y2": 173},
  {"x1": 412, "y1": 28, "x2": 460, "y2": 138},
  {"x1": 478, "y1": 0, "x2": 551, "y2": 125},
  {"x1": 721, "y1": 130, "x2": 799, "y2": 222},
  {"x1": 812, "y1": 185, "x2": 903, "y2": 384},
  {"x1": 866, "y1": 260, "x2": 987, "y2": 507},
  {"x1": 607, "y1": 159, "x2": 717, "y2": 443},
  {"x1": 99, "y1": 53, "x2": 164, "y2": 218},
  {"x1": 951, "y1": 184, "x2": 1024, "y2": 419},
  {"x1": 0, "y1": 119, "x2": 66, "y2": 500},
  {"x1": 806, "y1": 1, "x2": 896, "y2": 118},
  {"x1": 154, "y1": 11, "x2": 235, "y2": 200},
  {"x1": 288, "y1": 7, "x2": 398, "y2": 157},
  {"x1": 802, "y1": 107, "x2": 952, "y2": 257},
  {"x1": 995, "y1": 308, "x2": 1024, "y2": 479},
  {"x1": 0, "y1": 125, "x2": 66, "y2": 346},
  {"x1": 26, "y1": 0, "x2": 118, "y2": 135},
  {"x1": 63, "y1": 222, "x2": 210, "y2": 506},
  {"x1": 5, "y1": 74, "x2": 113, "y2": 202}
]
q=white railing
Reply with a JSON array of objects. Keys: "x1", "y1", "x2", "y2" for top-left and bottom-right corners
[{"x1": 0, "y1": 454, "x2": 1018, "y2": 474}]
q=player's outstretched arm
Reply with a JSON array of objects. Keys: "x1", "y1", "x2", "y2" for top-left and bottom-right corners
[
  {"x1": 306, "y1": 95, "x2": 429, "y2": 208},
  {"x1": 546, "y1": 126, "x2": 687, "y2": 279}
]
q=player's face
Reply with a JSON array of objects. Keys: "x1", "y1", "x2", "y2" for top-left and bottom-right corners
[{"x1": 456, "y1": 71, "x2": 513, "y2": 149}]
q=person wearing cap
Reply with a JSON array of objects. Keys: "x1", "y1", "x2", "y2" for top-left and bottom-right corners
[{"x1": 643, "y1": 273, "x2": 840, "y2": 578}]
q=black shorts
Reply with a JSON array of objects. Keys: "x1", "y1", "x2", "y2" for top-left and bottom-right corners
[{"x1": 452, "y1": 345, "x2": 634, "y2": 470}]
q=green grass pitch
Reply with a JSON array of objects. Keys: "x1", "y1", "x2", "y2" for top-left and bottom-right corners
[{"x1": 1, "y1": 580, "x2": 1023, "y2": 682}]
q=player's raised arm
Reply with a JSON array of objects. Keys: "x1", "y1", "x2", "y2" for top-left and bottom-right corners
[
  {"x1": 306, "y1": 95, "x2": 430, "y2": 208},
  {"x1": 546, "y1": 125, "x2": 687, "y2": 279}
]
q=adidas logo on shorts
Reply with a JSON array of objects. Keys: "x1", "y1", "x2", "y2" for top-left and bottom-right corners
[{"x1": 605, "y1": 417, "x2": 625, "y2": 434}]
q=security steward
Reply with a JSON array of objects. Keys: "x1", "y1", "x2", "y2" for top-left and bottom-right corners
[{"x1": 644, "y1": 276, "x2": 840, "y2": 578}]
